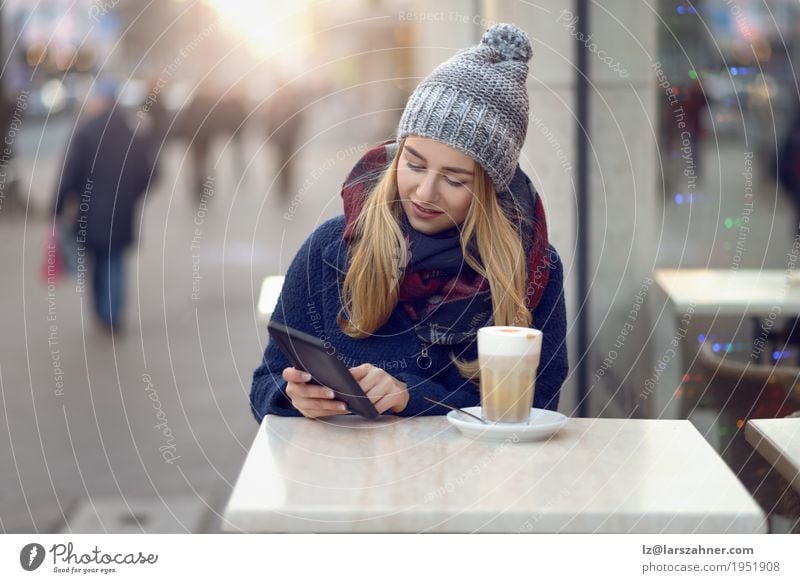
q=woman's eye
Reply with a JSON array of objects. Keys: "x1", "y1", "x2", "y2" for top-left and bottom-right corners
[
  {"x1": 444, "y1": 177, "x2": 465, "y2": 187},
  {"x1": 407, "y1": 161, "x2": 423, "y2": 172}
]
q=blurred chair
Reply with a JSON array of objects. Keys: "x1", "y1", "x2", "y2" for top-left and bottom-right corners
[
  {"x1": 695, "y1": 341, "x2": 800, "y2": 418},
  {"x1": 766, "y1": 315, "x2": 800, "y2": 365},
  {"x1": 257, "y1": 275, "x2": 285, "y2": 322},
  {"x1": 694, "y1": 341, "x2": 800, "y2": 531}
]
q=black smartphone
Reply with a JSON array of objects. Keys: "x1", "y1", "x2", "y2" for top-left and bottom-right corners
[{"x1": 267, "y1": 321, "x2": 380, "y2": 419}]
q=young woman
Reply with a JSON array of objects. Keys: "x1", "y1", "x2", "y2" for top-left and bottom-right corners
[{"x1": 250, "y1": 23, "x2": 568, "y2": 421}]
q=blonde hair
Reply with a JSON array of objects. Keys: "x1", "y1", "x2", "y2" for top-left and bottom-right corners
[{"x1": 338, "y1": 138, "x2": 531, "y2": 382}]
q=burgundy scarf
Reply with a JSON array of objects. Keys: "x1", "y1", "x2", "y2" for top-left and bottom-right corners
[{"x1": 341, "y1": 140, "x2": 550, "y2": 346}]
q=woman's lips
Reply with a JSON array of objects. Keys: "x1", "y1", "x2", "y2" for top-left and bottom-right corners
[{"x1": 411, "y1": 202, "x2": 443, "y2": 219}]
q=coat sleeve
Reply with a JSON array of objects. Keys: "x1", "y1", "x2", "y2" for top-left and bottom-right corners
[
  {"x1": 250, "y1": 232, "x2": 327, "y2": 422},
  {"x1": 530, "y1": 245, "x2": 569, "y2": 411},
  {"x1": 396, "y1": 244, "x2": 569, "y2": 416}
]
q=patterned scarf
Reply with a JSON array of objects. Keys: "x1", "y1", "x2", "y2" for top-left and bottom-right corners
[{"x1": 342, "y1": 141, "x2": 550, "y2": 347}]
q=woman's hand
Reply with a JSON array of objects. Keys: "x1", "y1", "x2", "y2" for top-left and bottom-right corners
[
  {"x1": 349, "y1": 363, "x2": 409, "y2": 414},
  {"x1": 283, "y1": 367, "x2": 351, "y2": 419}
]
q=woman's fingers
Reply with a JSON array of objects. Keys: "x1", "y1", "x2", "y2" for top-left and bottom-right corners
[
  {"x1": 372, "y1": 392, "x2": 396, "y2": 415},
  {"x1": 350, "y1": 363, "x2": 382, "y2": 394},
  {"x1": 287, "y1": 383, "x2": 336, "y2": 400},
  {"x1": 292, "y1": 397, "x2": 350, "y2": 416},
  {"x1": 289, "y1": 392, "x2": 348, "y2": 411},
  {"x1": 290, "y1": 394, "x2": 350, "y2": 418},
  {"x1": 372, "y1": 381, "x2": 409, "y2": 413},
  {"x1": 283, "y1": 367, "x2": 312, "y2": 384},
  {"x1": 349, "y1": 363, "x2": 372, "y2": 381},
  {"x1": 282, "y1": 368, "x2": 350, "y2": 418},
  {"x1": 364, "y1": 379, "x2": 398, "y2": 413},
  {"x1": 286, "y1": 364, "x2": 406, "y2": 417},
  {"x1": 348, "y1": 364, "x2": 409, "y2": 414}
]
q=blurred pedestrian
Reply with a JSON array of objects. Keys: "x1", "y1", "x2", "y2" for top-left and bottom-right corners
[
  {"x1": 181, "y1": 80, "x2": 217, "y2": 202},
  {"x1": 181, "y1": 78, "x2": 252, "y2": 201},
  {"x1": 215, "y1": 82, "x2": 249, "y2": 178},
  {"x1": 54, "y1": 81, "x2": 153, "y2": 333},
  {"x1": 263, "y1": 73, "x2": 308, "y2": 199},
  {"x1": 138, "y1": 73, "x2": 171, "y2": 186}
]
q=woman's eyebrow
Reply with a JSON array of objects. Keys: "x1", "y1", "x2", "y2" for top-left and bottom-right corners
[{"x1": 404, "y1": 145, "x2": 474, "y2": 176}]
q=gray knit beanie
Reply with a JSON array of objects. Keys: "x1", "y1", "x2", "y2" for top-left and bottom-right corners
[{"x1": 397, "y1": 23, "x2": 532, "y2": 192}]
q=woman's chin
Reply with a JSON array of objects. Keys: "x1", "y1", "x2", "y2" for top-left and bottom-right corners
[{"x1": 407, "y1": 216, "x2": 447, "y2": 234}]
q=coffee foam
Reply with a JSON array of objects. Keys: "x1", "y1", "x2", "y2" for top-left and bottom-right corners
[{"x1": 477, "y1": 326, "x2": 542, "y2": 357}]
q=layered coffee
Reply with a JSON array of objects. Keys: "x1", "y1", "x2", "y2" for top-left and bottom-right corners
[{"x1": 477, "y1": 327, "x2": 542, "y2": 423}]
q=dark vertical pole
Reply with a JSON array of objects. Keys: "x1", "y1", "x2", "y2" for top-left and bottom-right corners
[
  {"x1": 0, "y1": 5, "x2": 7, "y2": 130},
  {"x1": 576, "y1": 0, "x2": 590, "y2": 417}
]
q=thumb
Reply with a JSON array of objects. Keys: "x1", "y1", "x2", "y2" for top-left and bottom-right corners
[{"x1": 349, "y1": 363, "x2": 372, "y2": 380}]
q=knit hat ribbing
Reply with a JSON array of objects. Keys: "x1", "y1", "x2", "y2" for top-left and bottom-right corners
[{"x1": 397, "y1": 23, "x2": 532, "y2": 192}]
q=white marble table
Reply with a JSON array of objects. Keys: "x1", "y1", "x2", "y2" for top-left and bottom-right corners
[
  {"x1": 745, "y1": 419, "x2": 800, "y2": 494},
  {"x1": 648, "y1": 269, "x2": 800, "y2": 419},
  {"x1": 223, "y1": 416, "x2": 766, "y2": 533},
  {"x1": 654, "y1": 269, "x2": 800, "y2": 317}
]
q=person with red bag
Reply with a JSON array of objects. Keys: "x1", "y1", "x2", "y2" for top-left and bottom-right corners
[{"x1": 53, "y1": 81, "x2": 154, "y2": 333}]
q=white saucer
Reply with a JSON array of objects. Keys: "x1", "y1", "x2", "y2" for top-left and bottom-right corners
[{"x1": 446, "y1": 407, "x2": 567, "y2": 442}]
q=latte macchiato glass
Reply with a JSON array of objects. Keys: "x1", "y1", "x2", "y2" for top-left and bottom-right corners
[{"x1": 477, "y1": 326, "x2": 543, "y2": 423}]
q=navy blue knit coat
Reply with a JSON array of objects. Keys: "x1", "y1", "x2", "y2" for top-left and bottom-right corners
[{"x1": 249, "y1": 216, "x2": 569, "y2": 422}]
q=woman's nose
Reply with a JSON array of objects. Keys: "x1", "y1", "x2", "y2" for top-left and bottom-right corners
[{"x1": 416, "y1": 171, "x2": 438, "y2": 202}]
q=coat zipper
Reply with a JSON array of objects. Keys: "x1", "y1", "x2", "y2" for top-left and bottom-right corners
[{"x1": 417, "y1": 341, "x2": 433, "y2": 370}]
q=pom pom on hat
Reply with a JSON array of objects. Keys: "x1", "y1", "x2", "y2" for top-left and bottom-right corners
[{"x1": 480, "y1": 23, "x2": 532, "y2": 63}]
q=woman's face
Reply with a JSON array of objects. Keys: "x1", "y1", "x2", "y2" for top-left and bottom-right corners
[{"x1": 397, "y1": 136, "x2": 476, "y2": 235}]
